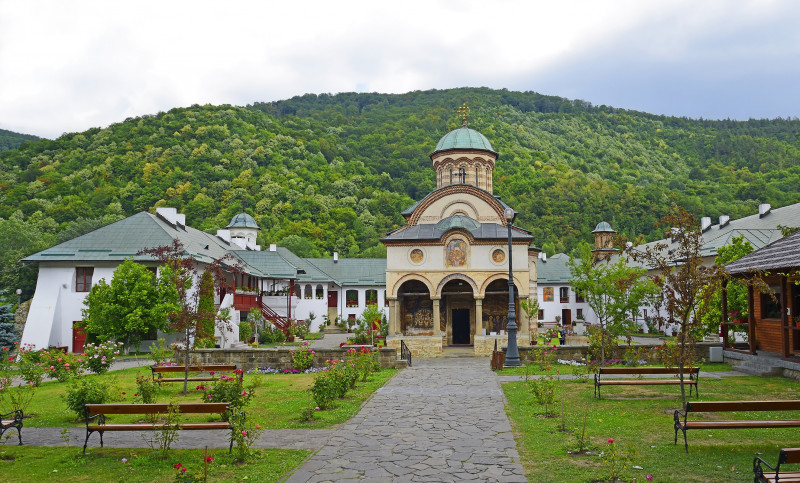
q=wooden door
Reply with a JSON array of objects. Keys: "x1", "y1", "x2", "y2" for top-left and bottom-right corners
[{"x1": 72, "y1": 322, "x2": 87, "y2": 353}]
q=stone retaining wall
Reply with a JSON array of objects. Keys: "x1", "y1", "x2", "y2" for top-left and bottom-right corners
[
  {"x1": 176, "y1": 347, "x2": 405, "y2": 370},
  {"x1": 515, "y1": 341, "x2": 721, "y2": 364}
]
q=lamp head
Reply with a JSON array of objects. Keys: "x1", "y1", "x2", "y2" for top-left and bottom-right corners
[
  {"x1": 15, "y1": 288, "x2": 21, "y2": 295},
  {"x1": 504, "y1": 208, "x2": 515, "y2": 222}
]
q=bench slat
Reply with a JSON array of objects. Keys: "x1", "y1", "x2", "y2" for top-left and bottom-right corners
[
  {"x1": 85, "y1": 403, "x2": 229, "y2": 415},
  {"x1": 687, "y1": 400, "x2": 800, "y2": 412},
  {"x1": 760, "y1": 473, "x2": 800, "y2": 483},
  {"x1": 680, "y1": 419, "x2": 800, "y2": 429},
  {"x1": 597, "y1": 380, "x2": 695, "y2": 386},
  {"x1": 88, "y1": 422, "x2": 231, "y2": 431},
  {"x1": 155, "y1": 377, "x2": 217, "y2": 383},
  {"x1": 599, "y1": 367, "x2": 699, "y2": 375},
  {"x1": 152, "y1": 365, "x2": 236, "y2": 373}
]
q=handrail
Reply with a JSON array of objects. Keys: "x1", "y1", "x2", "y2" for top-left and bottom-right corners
[
  {"x1": 400, "y1": 340, "x2": 412, "y2": 367},
  {"x1": 260, "y1": 301, "x2": 289, "y2": 331}
]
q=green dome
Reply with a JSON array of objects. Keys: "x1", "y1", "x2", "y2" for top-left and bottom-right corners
[
  {"x1": 435, "y1": 215, "x2": 481, "y2": 232},
  {"x1": 592, "y1": 221, "x2": 615, "y2": 233},
  {"x1": 432, "y1": 126, "x2": 497, "y2": 156},
  {"x1": 226, "y1": 212, "x2": 260, "y2": 230}
]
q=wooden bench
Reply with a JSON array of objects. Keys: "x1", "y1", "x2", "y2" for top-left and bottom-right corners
[
  {"x1": 754, "y1": 448, "x2": 800, "y2": 483},
  {"x1": 674, "y1": 400, "x2": 800, "y2": 453},
  {"x1": 0, "y1": 409, "x2": 23, "y2": 445},
  {"x1": 151, "y1": 364, "x2": 239, "y2": 384},
  {"x1": 594, "y1": 367, "x2": 700, "y2": 399},
  {"x1": 83, "y1": 403, "x2": 233, "y2": 454}
]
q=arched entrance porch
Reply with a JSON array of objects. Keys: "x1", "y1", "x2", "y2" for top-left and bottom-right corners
[{"x1": 441, "y1": 278, "x2": 475, "y2": 345}]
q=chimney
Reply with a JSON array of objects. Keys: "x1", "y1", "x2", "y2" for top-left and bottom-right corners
[
  {"x1": 269, "y1": 244, "x2": 277, "y2": 252},
  {"x1": 216, "y1": 229, "x2": 231, "y2": 243},
  {"x1": 719, "y1": 215, "x2": 730, "y2": 228},
  {"x1": 333, "y1": 252, "x2": 339, "y2": 263},
  {"x1": 701, "y1": 217, "x2": 711, "y2": 232},
  {"x1": 175, "y1": 214, "x2": 186, "y2": 228},
  {"x1": 156, "y1": 207, "x2": 178, "y2": 226},
  {"x1": 759, "y1": 203, "x2": 771, "y2": 218},
  {"x1": 540, "y1": 252, "x2": 546, "y2": 262}
]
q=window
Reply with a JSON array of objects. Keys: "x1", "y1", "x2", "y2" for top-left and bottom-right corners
[
  {"x1": 346, "y1": 290, "x2": 359, "y2": 307},
  {"x1": 315, "y1": 285, "x2": 324, "y2": 299},
  {"x1": 538, "y1": 309, "x2": 544, "y2": 320},
  {"x1": 366, "y1": 289, "x2": 378, "y2": 306},
  {"x1": 76, "y1": 267, "x2": 94, "y2": 292},
  {"x1": 475, "y1": 167, "x2": 479, "y2": 187},
  {"x1": 450, "y1": 169, "x2": 453, "y2": 185},
  {"x1": 457, "y1": 168, "x2": 466, "y2": 183},
  {"x1": 559, "y1": 287, "x2": 569, "y2": 304},
  {"x1": 575, "y1": 292, "x2": 585, "y2": 303},
  {"x1": 304, "y1": 284, "x2": 312, "y2": 299},
  {"x1": 577, "y1": 308, "x2": 584, "y2": 320},
  {"x1": 761, "y1": 285, "x2": 782, "y2": 319}
]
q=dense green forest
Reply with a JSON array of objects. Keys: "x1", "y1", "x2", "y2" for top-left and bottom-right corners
[
  {"x1": 2, "y1": 87, "x2": 800, "y2": 300},
  {"x1": 0, "y1": 128, "x2": 40, "y2": 152}
]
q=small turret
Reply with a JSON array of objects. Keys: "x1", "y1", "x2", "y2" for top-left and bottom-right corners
[{"x1": 591, "y1": 221, "x2": 617, "y2": 261}]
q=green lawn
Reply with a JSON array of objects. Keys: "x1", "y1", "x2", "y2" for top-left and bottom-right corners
[
  {"x1": 8, "y1": 366, "x2": 396, "y2": 429},
  {"x1": 504, "y1": 373, "x2": 800, "y2": 482},
  {"x1": 496, "y1": 361, "x2": 732, "y2": 377},
  {"x1": 0, "y1": 446, "x2": 308, "y2": 482}
]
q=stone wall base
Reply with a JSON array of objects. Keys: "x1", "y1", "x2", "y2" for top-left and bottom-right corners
[
  {"x1": 474, "y1": 335, "x2": 508, "y2": 355},
  {"x1": 176, "y1": 347, "x2": 404, "y2": 370},
  {"x1": 387, "y1": 336, "x2": 442, "y2": 358}
]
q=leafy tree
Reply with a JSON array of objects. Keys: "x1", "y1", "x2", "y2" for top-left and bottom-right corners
[
  {"x1": 0, "y1": 212, "x2": 58, "y2": 300},
  {"x1": 698, "y1": 235, "x2": 753, "y2": 334},
  {"x1": 139, "y1": 240, "x2": 236, "y2": 394},
  {"x1": 568, "y1": 242, "x2": 658, "y2": 363},
  {"x1": 81, "y1": 259, "x2": 175, "y2": 352},
  {"x1": 195, "y1": 270, "x2": 216, "y2": 348},
  {"x1": 520, "y1": 298, "x2": 540, "y2": 342},
  {"x1": 624, "y1": 206, "x2": 727, "y2": 407}
]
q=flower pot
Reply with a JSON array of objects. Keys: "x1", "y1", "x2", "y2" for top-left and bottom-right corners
[{"x1": 287, "y1": 336, "x2": 295, "y2": 342}]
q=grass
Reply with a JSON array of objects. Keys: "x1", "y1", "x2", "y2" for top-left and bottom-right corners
[
  {"x1": 6, "y1": 366, "x2": 396, "y2": 429},
  {"x1": 0, "y1": 446, "x2": 308, "y2": 482},
  {"x1": 504, "y1": 373, "x2": 800, "y2": 482}
]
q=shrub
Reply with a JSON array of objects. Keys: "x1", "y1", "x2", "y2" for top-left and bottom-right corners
[
  {"x1": 310, "y1": 370, "x2": 340, "y2": 410},
  {"x1": 196, "y1": 370, "x2": 253, "y2": 415},
  {"x1": 348, "y1": 347, "x2": 380, "y2": 382},
  {"x1": 39, "y1": 349, "x2": 82, "y2": 383},
  {"x1": 148, "y1": 338, "x2": 174, "y2": 365},
  {"x1": 228, "y1": 410, "x2": 262, "y2": 462},
  {"x1": 258, "y1": 324, "x2": 285, "y2": 345},
  {"x1": 135, "y1": 372, "x2": 160, "y2": 403},
  {"x1": 83, "y1": 341, "x2": 123, "y2": 374},
  {"x1": 64, "y1": 376, "x2": 116, "y2": 419},
  {"x1": 238, "y1": 320, "x2": 252, "y2": 343},
  {"x1": 291, "y1": 342, "x2": 315, "y2": 371},
  {"x1": 17, "y1": 344, "x2": 49, "y2": 386}
]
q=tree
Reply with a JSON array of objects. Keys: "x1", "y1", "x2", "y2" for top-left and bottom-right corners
[
  {"x1": 0, "y1": 300, "x2": 17, "y2": 349},
  {"x1": 698, "y1": 235, "x2": 753, "y2": 334},
  {"x1": 520, "y1": 298, "x2": 540, "y2": 343},
  {"x1": 139, "y1": 240, "x2": 236, "y2": 394},
  {"x1": 195, "y1": 270, "x2": 216, "y2": 348},
  {"x1": 81, "y1": 259, "x2": 175, "y2": 352},
  {"x1": 568, "y1": 242, "x2": 658, "y2": 363},
  {"x1": 624, "y1": 206, "x2": 726, "y2": 407}
]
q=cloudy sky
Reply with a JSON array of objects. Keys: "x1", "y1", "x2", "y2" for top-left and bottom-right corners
[{"x1": 2, "y1": 0, "x2": 800, "y2": 139}]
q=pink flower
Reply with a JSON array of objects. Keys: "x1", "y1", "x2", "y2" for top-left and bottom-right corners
[
  {"x1": 314, "y1": 407, "x2": 320, "y2": 411},
  {"x1": 241, "y1": 390, "x2": 247, "y2": 396},
  {"x1": 205, "y1": 456, "x2": 214, "y2": 463},
  {"x1": 121, "y1": 458, "x2": 127, "y2": 463},
  {"x1": 173, "y1": 463, "x2": 182, "y2": 469},
  {"x1": 255, "y1": 424, "x2": 261, "y2": 429},
  {"x1": 241, "y1": 430, "x2": 247, "y2": 436},
  {"x1": 208, "y1": 395, "x2": 212, "y2": 399},
  {"x1": 646, "y1": 475, "x2": 653, "y2": 482},
  {"x1": 181, "y1": 467, "x2": 187, "y2": 473},
  {"x1": 608, "y1": 438, "x2": 615, "y2": 444}
]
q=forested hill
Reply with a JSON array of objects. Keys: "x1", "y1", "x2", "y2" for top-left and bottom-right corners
[
  {"x1": 0, "y1": 128, "x2": 41, "y2": 152},
  {"x1": 2, "y1": 87, "x2": 800, "y2": 296}
]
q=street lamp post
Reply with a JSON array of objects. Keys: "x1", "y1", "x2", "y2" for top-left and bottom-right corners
[
  {"x1": 503, "y1": 208, "x2": 521, "y2": 367},
  {"x1": 15, "y1": 288, "x2": 21, "y2": 307}
]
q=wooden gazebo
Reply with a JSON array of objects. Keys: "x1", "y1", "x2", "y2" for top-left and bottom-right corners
[{"x1": 724, "y1": 230, "x2": 800, "y2": 359}]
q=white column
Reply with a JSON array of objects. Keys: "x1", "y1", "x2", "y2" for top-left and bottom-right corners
[
  {"x1": 432, "y1": 298, "x2": 441, "y2": 337},
  {"x1": 475, "y1": 297, "x2": 484, "y2": 335}
]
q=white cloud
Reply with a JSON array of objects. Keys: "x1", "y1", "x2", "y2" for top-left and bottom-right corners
[{"x1": 1, "y1": 0, "x2": 799, "y2": 138}]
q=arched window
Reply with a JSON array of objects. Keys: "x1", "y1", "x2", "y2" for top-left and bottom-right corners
[
  {"x1": 304, "y1": 284, "x2": 312, "y2": 299},
  {"x1": 315, "y1": 284, "x2": 324, "y2": 299},
  {"x1": 449, "y1": 169, "x2": 453, "y2": 185},
  {"x1": 475, "y1": 167, "x2": 479, "y2": 187},
  {"x1": 458, "y1": 168, "x2": 466, "y2": 184},
  {"x1": 366, "y1": 289, "x2": 378, "y2": 306}
]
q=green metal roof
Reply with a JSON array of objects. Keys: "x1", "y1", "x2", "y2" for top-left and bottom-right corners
[
  {"x1": 592, "y1": 221, "x2": 615, "y2": 233},
  {"x1": 305, "y1": 258, "x2": 386, "y2": 286},
  {"x1": 435, "y1": 215, "x2": 481, "y2": 232},
  {"x1": 536, "y1": 254, "x2": 574, "y2": 283},
  {"x1": 226, "y1": 212, "x2": 260, "y2": 230},
  {"x1": 22, "y1": 212, "x2": 233, "y2": 263},
  {"x1": 232, "y1": 249, "x2": 302, "y2": 279},
  {"x1": 431, "y1": 126, "x2": 497, "y2": 156}
]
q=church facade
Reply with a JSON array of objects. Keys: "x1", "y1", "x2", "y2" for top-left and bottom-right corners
[{"x1": 382, "y1": 125, "x2": 538, "y2": 356}]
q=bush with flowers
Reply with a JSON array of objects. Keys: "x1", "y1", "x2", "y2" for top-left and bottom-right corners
[
  {"x1": 196, "y1": 369, "x2": 253, "y2": 416},
  {"x1": 135, "y1": 372, "x2": 160, "y2": 403},
  {"x1": 310, "y1": 359, "x2": 351, "y2": 409},
  {"x1": 172, "y1": 454, "x2": 215, "y2": 482},
  {"x1": 601, "y1": 437, "x2": 632, "y2": 482},
  {"x1": 347, "y1": 346, "x2": 380, "y2": 382},
  {"x1": 83, "y1": 341, "x2": 123, "y2": 374},
  {"x1": 17, "y1": 343, "x2": 49, "y2": 386},
  {"x1": 38, "y1": 349, "x2": 82, "y2": 383},
  {"x1": 291, "y1": 342, "x2": 316, "y2": 371},
  {"x1": 228, "y1": 410, "x2": 263, "y2": 462}
]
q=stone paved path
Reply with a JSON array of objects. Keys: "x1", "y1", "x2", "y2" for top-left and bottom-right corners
[{"x1": 286, "y1": 358, "x2": 526, "y2": 483}]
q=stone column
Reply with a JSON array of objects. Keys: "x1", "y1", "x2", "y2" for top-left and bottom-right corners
[
  {"x1": 474, "y1": 297, "x2": 484, "y2": 335},
  {"x1": 518, "y1": 295, "x2": 530, "y2": 342},
  {"x1": 388, "y1": 298, "x2": 398, "y2": 336},
  {"x1": 432, "y1": 297, "x2": 441, "y2": 337}
]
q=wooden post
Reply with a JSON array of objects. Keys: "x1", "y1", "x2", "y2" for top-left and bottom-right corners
[
  {"x1": 782, "y1": 276, "x2": 790, "y2": 358},
  {"x1": 721, "y1": 280, "x2": 729, "y2": 349},
  {"x1": 748, "y1": 284, "x2": 756, "y2": 354}
]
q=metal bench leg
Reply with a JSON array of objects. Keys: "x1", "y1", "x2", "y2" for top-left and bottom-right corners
[{"x1": 83, "y1": 430, "x2": 92, "y2": 455}]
